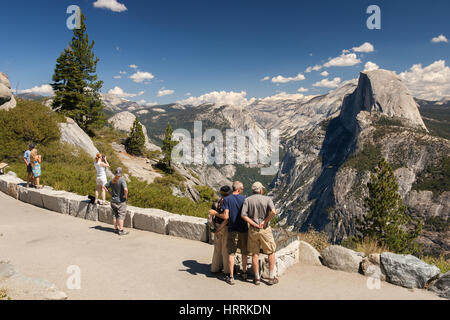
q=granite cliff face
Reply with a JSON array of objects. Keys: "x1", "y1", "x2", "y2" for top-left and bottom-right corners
[
  {"x1": 0, "y1": 72, "x2": 16, "y2": 110},
  {"x1": 271, "y1": 70, "x2": 449, "y2": 257}
]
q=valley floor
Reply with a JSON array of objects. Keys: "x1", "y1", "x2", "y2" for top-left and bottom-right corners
[{"x1": 0, "y1": 192, "x2": 441, "y2": 300}]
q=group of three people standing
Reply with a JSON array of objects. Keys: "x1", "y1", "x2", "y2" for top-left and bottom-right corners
[{"x1": 209, "y1": 181, "x2": 278, "y2": 286}]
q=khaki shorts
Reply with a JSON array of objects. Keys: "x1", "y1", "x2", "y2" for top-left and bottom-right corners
[
  {"x1": 111, "y1": 202, "x2": 127, "y2": 221},
  {"x1": 248, "y1": 225, "x2": 276, "y2": 255},
  {"x1": 227, "y1": 231, "x2": 249, "y2": 256}
]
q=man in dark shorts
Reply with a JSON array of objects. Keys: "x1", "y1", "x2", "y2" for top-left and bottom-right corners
[
  {"x1": 23, "y1": 143, "x2": 35, "y2": 188},
  {"x1": 208, "y1": 185, "x2": 232, "y2": 275},
  {"x1": 241, "y1": 182, "x2": 278, "y2": 286},
  {"x1": 105, "y1": 167, "x2": 129, "y2": 236},
  {"x1": 222, "y1": 181, "x2": 248, "y2": 285}
]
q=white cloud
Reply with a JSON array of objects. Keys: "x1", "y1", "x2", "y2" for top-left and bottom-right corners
[
  {"x1": 119, "y1": 71, "x2": 126, "y2": 74},
  {"x1": 352, "y1": 42, "x2": 375, "y2": 53},
  {"x1": 431, "y1": 34, "x2": 448, "y2": 43},
  {"x1": 398, "y1": 60, "x2": 450, "y2": 100},
  {"x1": 261, "y1": 76, "x2": 270, "y2": 81},
  {"x1": 320, "y1": 71, "x2": 329, "y2": 77},
  {"x1": 313, "y1": 77, "x2": 342, "y2": 88},
  {"x1": 107, "y1": 86, "x2": 137, "y2": 98},
  {"x1": 93, "y1": 0, "x2": 127, "y2": 12},
  {"x1": 129, "y1": 71, "x2": 154, "y2": 83},
  {"x1": 113, "y1": 75, "x2": 121, "y2": 79},
  {"x1": 305, "y1": 65, "x2": 322, "y2": 73},
  {"x1": 177, "y1": 91, "x2": 254, "y2": 107},
  {"x1": 297, "y1": 87, "x2": 309, "y2": 93},
  {"x1": 259, "y1": 92, "x2": 307, "y2": 101},
  {"x1": 185, "y1": 92, "x2": 191, "y2": 96},
  {"x1": 137, "y1": 99, "x2": 158, "y2": 107},
  {"x1": 324, "y1": 53, "x2": 361, "y2": 67},
  {"x1": 271, "y1": 73, "x2": 305, "y2": 83},
  {"x1": 129, "y1": 64, "x2": 138, "y2": 69},
  {"x1": 137, "y1": 91, "x2": 145, "y2": 96},
  {"x1": 363, "y1": 61, "x2": 380, "y2": 72},
  {"x1": 20, "y1": 84, "x2": 54, "y2": 96},
  {"x1": 157, "y1": 89, "x2": 174, "y2": 97}
]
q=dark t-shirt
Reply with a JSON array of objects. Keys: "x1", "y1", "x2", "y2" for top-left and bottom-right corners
[
  {"x1": 222, "y1": 194, "x2": 248, "y2": 233},
  {"x1": 105, "y1": 177, "x2": 127, "y2": 203}
]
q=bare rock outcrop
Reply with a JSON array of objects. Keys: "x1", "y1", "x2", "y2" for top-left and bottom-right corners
[
  {"x1": 0, "y1": 72, "x2": 16, "y2": 110},
  {"x1": 59, "y1": 117, "x2": 100, "y2": 158},
  {"x1": 108, "y1": 111, "x2": 161, "y2": 152}
]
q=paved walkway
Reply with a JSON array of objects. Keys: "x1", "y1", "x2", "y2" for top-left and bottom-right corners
[{"x1": 0, "y1": 192, "x2": 441, "y2": 300}]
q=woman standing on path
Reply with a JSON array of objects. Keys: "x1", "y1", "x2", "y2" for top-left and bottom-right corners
[
  {"x1": 94, "y1": 153, "x2": 109, "y2": 205},
  {"x1": 30, "y1": 148, "x2": 42, "y2": 189}
]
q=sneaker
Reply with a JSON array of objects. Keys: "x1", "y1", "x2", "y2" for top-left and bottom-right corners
[
  {"x1": 225, "y1": 276, "x2": 235, "y2": 285},
  {"x1": 118, "y1": 230, "x2": 129, "y2": 236},
  {"x1": 253, "y1": 278, "x2": 261, "y2": 286},
  {"x1": 267, "y1": 277, "x2": 279, "y2": 286}
]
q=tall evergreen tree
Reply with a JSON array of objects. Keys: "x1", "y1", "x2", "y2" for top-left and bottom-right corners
[
  {"x1": 125, "y1": 117, "x2": 146, "y2": 156},
  {"x1": 356, "y1": 158, "x2": 422, "y2": 254},
  {"x1": 51, "y1": 12, "x2": 105, "y2": 135},
  {"x1": 158, "y1": 122, "x2": 178, "y2": 173}
]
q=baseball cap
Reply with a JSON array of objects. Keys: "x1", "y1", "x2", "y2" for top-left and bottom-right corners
[
  {"x1": 115, "y1": 167, "x2": 123, "y2": 176},
  {"x1": 251, "y1": 182, "x2": 265, "y2": 193}
]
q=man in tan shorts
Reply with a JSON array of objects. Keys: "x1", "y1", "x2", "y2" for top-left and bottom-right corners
[{"x1": 241, "y1": 182, "x2": 278, "y2": 286}]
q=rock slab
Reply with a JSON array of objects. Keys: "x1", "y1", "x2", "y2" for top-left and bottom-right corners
[
  {"x1": 380, "y1": 252, "x2": 441, "y2": 289},
  {"x1": 298, "y1": 240, "x2": 322, "y2": 266},
  {"x1": 168, "y1": 215, "x2": 208, "y2": 242},
  {"x1": 321, "y1": 245, "x2": 362, "y2": 273}
]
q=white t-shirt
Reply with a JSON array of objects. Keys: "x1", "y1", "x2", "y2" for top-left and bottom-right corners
[{"x1": 94, "y1": 161, "x2": 107, "y2": 180}]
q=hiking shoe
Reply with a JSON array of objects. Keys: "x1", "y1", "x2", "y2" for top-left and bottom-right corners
[
  {"x1": 253, "y1": 278, "x2": 261, "y2": 286},
  {"x1": 225, "y1": 276, "x2": 235, "y2": 285},
  {"x1": 118, "y1": 230, "x2": 129, "y2": 236},
  {"x1": 267, "y1": 277, "x2": 279, "y2": 286}
]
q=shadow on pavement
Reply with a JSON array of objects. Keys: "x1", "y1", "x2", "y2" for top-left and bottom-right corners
[
  {"x1": 180, "y1": 260, "x2": 220, "y2": 279},
  {"x1": 90, "y1": 225, "x2": 117, "y2": 234}
]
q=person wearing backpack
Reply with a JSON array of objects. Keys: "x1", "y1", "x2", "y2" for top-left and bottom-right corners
[{"x1": 209, "y1": 185, "x2": 232, "y2": 275}]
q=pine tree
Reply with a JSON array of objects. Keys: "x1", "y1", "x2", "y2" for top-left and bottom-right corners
[
  {"x1": 158, "y1": 123, "x2": 178, "y2": 173},
  {"x1": 356, "y1": 158, "x2": 422, "y2": 254},
  {"x1": 125, "y1": 117, "x2": 146, "y2": 156},
  {"x1": 51, "y1": 11, "x2": 105, "y2": 135}
]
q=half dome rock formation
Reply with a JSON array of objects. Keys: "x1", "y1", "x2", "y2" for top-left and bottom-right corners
[
  {"x1": 108, "y1": 111, "x2": 161, "y2": 152},
  {"x1": 271, "y1": 68, "x2": 449, "y2": 257},
  {"x1": 0, "y1": 72, "x2": 16, "y2": 110},
  {"x1": 340, "y1": 69, "x2": 427, "y2": 132}
]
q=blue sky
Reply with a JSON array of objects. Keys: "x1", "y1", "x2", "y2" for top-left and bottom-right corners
[{"x1": 1, "y1": 0, "x2": 449, "y2": 104}]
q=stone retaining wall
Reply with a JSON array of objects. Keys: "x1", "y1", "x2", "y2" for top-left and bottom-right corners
[{"x1": 0, "y1": 172, "x2": 303, "y2": 277}]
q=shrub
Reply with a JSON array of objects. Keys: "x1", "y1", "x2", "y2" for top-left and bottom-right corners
[
  {"x1": 127, "y1": 177, "x2": 211, "y2": 218},
  {"x1": 341, "y1": 237, "x2": 388, "y2": 256},
  {"x1": 195, "y1": 185, "x2": 218, "y2": 202},
  {"x1": 0, "y1": 98, "x2": 61, "y2": 162},
  {"x1": 298, "y1": 227, "x2": 331, "y2": 252},
  {"x1": 421, "y1": 255, "x2": 450, "y2": 274}
]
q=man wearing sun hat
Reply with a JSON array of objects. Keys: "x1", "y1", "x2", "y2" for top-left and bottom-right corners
[{"x1": 241, "y1": 181, "x2": 278, "y2": 286}]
